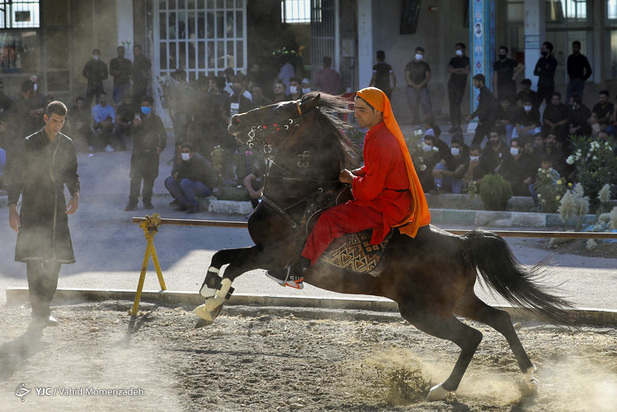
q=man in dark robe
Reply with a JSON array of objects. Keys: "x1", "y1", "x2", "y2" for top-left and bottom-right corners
[{"x1": 7, "y1": 100, "x2": 80, "y2": 328}]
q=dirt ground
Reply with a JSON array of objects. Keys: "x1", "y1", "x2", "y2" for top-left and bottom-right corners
[
  {"x1": 537, "y1": 237, "x2": 617, "y2": 259},
  {"x1": 1, "y1": 301, "x2": 616, "y2": 411}
]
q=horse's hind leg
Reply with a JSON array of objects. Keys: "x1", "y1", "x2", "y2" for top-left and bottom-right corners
[
  {"x1": 399, "y1": 303, "x2": 483, "y2": 401},
  {"x1": 454, "y1": 289, "x2": 538, "y2": 394}
]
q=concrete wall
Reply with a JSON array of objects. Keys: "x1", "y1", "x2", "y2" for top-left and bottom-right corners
[{"x1": 370, "y1": 0, "x2": 470, "y2": 124}]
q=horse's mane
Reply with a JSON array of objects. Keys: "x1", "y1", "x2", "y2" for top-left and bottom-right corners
[{"x1": 306, "y1": 92, "x2": 359, "y2": 169}]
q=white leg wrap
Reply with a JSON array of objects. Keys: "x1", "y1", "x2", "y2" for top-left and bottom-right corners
[
  {"x1": 199, "y1": 267, "x2": 220, "y2": 298},
  {"x1": 194, "y1": 278, "x2": 232, "y2": 323},
  {"x1": 426, "y1": 383, "x2": 451, "y2": 401}
]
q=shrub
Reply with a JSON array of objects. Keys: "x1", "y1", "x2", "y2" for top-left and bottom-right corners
[
  {"x1": 533, "y1": 167, "x2": 567, "y2": 213},
  {"x1": 566, "y1": 135, "x2": 617, "y2": 211},
  {"x1": 479, "y1": 174, "x2": 513, "y2": 211}
]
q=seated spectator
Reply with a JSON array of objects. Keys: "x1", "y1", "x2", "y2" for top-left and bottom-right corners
[
  {"x1": 512, "y1": 97, "x2": 541, "y2": 143},
  {"x1": 66, "y1": 96, "x2": 93, "y2": 152},
  {"x1": 495, "y1": 97, "x2": 517, "y2": 144},
  {"x1": 540, "y1": 131, "x2": 570, "y2": 178},
  {"x1": 542, "y1": 92, "x2": 569, "y2": 142},
  {"x1": 285, "y1": 76, "x2": 303, "y2": 101},
  {"x1": 416, "y1": 133, "x2": 443, "y2": 192},
  {"x1": 251, "y1": 84, "x2": 272, "y2": 108},
  {"x1": 243, "y1": 152, "x2": 267, "y2": 209},
  {"x1": 91, "y1": 92, "x2": 116, "y2": 152},
  {"x1": 515, "y1": 78, "x2": 541, "y2": 111},
  {"x1": 475, "y1": 129, "x2": 509, "y2": 181},
  {"x1": 164, "y1": 142, "x2": 213, "y2": 214},
  {"x1": 423, "y1": 117, "x2": 450, "y2": 157},
  {"x1": 588, "y1": 90, "x2": 614, "y2": 136},
  {"x1": 463, "y1": 144, "x2": 482, "y2": 185},
  {"x1": 568, "y1": 95, "x2": 592, "y2": 138},
  {"x1": 496, "y1": 138, "x2": 535, "y2": 196},
  {"x1": 431, "y1": 136, "x2": 469, "y2": 194},
  {"x1": 115, "y1": 94, "x2": 139, "y2": 150},
  {"x1": 301, "y1": 78, "x2": 312, "y2": 94},
  {"x1": 273, "y1": 80, "x2": 287, "y2": 103}
]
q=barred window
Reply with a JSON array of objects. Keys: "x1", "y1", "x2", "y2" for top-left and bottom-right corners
[{"x1": 0, "y1": 0, "x2": 40, "y2": 29}]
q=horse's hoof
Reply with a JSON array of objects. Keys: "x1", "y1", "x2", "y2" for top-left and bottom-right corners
[
  {"x1": 194, "y1": 317, "x2": 213, "y2": 328},
  {"x1": 519, "y1": 376, "x2": 539, "y2": 396},
  {"x1": 194, "y1": 300, "x2": 224, "y2": 324},
  {"x1": 426, "y1": 383, "x2": 451, "y2": 401}
]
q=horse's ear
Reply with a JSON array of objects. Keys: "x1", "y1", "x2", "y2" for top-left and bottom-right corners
[{"x1": 300, "y1": 92, "x2": 320, "y2": 112}]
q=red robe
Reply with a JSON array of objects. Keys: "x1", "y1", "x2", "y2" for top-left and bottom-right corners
[{"x1": 301, "y1": 122, "x2": 413, "y2": 264}]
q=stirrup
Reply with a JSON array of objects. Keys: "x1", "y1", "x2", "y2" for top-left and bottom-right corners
[{"x1": 266, "y1": 267, "x2": 304, "y2": 290}]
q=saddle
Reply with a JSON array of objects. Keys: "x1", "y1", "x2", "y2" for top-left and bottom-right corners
[{"x1": 319, "y1": 229, "x2": 392, "y2": 276}]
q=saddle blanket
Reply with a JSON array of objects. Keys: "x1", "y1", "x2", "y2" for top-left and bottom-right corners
[{"x1": 320, "y1": 230, "x2": 391, "y2": 276}]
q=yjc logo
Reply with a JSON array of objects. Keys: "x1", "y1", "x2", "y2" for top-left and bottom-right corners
[{"x1": 15, "y1": 383, "x2": 31, "y2": 402}]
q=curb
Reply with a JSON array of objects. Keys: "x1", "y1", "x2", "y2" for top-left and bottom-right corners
[{"x1": 5, "y1": 287, "x2": 617, "y2": 326}]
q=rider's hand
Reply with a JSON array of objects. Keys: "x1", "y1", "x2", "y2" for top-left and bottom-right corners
[{"x1": 339, "y1": 169, "x2": 355, "y2": 184}]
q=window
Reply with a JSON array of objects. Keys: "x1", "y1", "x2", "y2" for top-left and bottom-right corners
[
  {"x1": 281, "y1": 0, "x2": 311, "y2": 24},
  {"x1": 0, "y1": 0, "x2": 40, "y2": 29},
  {"x1": 0, "y1": 30, "x2": 38, "y2": 73},
  {"x1": 156, "y1": 0, "x2": 247, "y2": 80}
]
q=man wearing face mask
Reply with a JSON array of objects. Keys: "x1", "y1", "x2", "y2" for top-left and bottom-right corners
[
  {"x1": 164, "y1": 142, "x2": 213, "y2": 214},
  {"x1": 431, "y1": 136, "x2": 469, "y2": 194},
  {"x1": 513, "y1": 97, "x2": 541, "y2": 142},
  {"x1": 447, "y1": 43, "x2": 470, "y2": 133},
  {"x1": 223, "y1": 75, "x2": 254, "y2": 121},
  {"x1": 285, "y1": 76, "x2": 303, "y2": 101},
  {"x1": 125, "y1": 96, "x2": 167, "y2": 211},
  {"x1": 404, "y1": 46, "x2": 432, "y2": 125},
  {"x1": 82, "y1": 49, "x2": 109, "y2": 107},
  {"x1": 533, "y1": 41, "x2": 558, "y2": 106},
  {"x1": 493, "y1": 46, "x2": 524, "y2": 103},
  {"x1": 301, "y1": 78, "x2": 312, "y2": 95},
  {"x1": 496, "y1": 138, "x2": 535, "y2": 196},
  {"x1": 476, "y1": 130, "x2": 509, "y2": 180},
  {"x1": 566, "y1": 41, "x2": 592, "y2": 104}
]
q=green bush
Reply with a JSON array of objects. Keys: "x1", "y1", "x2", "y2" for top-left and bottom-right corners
[
  {"x1": 479, "y1": 173, "x2": 513, "y2": 211},
  {"x1": 566, "y1": 135, "x2": 617, "y2": 212}
]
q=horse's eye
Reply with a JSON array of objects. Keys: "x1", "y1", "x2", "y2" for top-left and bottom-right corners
[{"x1": 232, "y1": 116, "x2": 241, "y2": 124}]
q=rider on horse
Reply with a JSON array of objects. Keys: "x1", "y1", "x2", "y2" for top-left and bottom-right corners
[{"x1": 267, "y1": 87, "x2": 431, "y2": 288}]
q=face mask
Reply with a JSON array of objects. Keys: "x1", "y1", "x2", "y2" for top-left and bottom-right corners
[
  {"x1": 422, "y1": 144, "x2": 433, "y2": 152},
  {"x1": 93, "y1": 55, "x2": 100, "y2": 60},
  {"x1": 289, "y1": 85, "x2": 298, "y2": 94},
  {"x1": 33, "y1": 84, "x2": 38, "y2": 92},
  {"x1": 523, "y1": 105, "x2": 532, "y2": 112},
  {"x1": 181, "y1": 153, "x2": 191, "y2": 161},
  {"x1": 455, "y1": 50, "x2": 463, "y2": 56},
  {"x1": 541, "y1": 51, "x2": 548, "y2": 57},
  {"x1": 510, "y1": 147, "x2": 519, "y2": 156},
  {"x1": 141, "y1": 106, "x2": 152, "y2": 115},
  {"x1": 415, "y1": 54, "x2": 423, "y2": 61},
  {"x1": 470, "y1": 155, "x2": 480, "y2": 162},
  {"x1": 499, "y1": 54, "x2": 506, "y2": 60},
  {"x1": 451, "y1": 147, "x2": 460, "y2": 156},
  {"x1": 302, "y1": 88, "x2": 311, "y2": 94}
]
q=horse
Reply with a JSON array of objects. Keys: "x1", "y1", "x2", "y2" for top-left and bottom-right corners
[{"x1": 194, "y1": 92, "x2": 573, "y2": 401}]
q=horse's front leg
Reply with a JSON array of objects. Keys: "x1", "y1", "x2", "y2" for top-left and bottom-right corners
[{"x1": 194, "y1": 246, "x2": 266, "y2": 327}]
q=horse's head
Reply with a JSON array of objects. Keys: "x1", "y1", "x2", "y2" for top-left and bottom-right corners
[{"x1": 228, "y1": 93, "x2": 321, "y2": 150}]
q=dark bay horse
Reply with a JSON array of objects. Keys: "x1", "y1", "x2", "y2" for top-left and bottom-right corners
[{"x1": 194, "y1": 93, "x2": 573, "y2": 401}]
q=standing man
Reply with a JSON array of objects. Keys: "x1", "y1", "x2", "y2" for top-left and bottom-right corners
[
  {"x1": 109, "y1": 45, "x2": 133, "y2": 104},
  {"x1": 447, "y1": 43, "x2": 470, "y2": 133},
  {"x1": 7, "y1": 101, "x2": 80, "y2": 328},
  {"x1": 131, "y1": 44, "x2": 152, "y2": 102},
  {"x1": 82, "y1": 49, "x2": 109, "y2": 107},
  {"x1": 492, "y1": 46, "x2": 524, "y2": 102},
  {"x1": 566, "y1": 40, "x2": 592, "y2": 104},
  {"x1": 533, "y1": 41, "x2": 558, "y2": 107},
  {"x1": 369, "y1": 50, "x2": 397, "y2": 100},
  {"x1": 404, "y1": 46, "x2": 432, "y2": 125},
  {"x1": 267, "y1": 87, "x2": 431, "y2": 288},
  {"x1": 125, "y1": 96, "x2": 166, "y2": 211},
  {"x1": 468, "y1": 74, "x2": 498, "y2": 147},
  {"x1": 314, "y1": 56, "x2": 341, "y2": 95}
]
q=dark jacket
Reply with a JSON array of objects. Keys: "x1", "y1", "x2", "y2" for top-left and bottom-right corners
[
  {"x1": 82, "y1": 59, "x2": 109, "y2": 84},
  {"x1": 7, "y1": 129, "x2": 79, "y2": 262},
  {"x1": 172, "y1": 152, "x2": 213, "y2": 188},
  {"x1": 470, "y1": 86, "x2": 498, "y2": 125}
]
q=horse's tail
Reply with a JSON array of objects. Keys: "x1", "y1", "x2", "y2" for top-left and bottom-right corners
[{"x1": 463, "y1": 230, "x2": 574, "y2": 325}]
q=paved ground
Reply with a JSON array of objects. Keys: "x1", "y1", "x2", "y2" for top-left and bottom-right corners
[{"x1": 1, "y1": 134, "x2": 617, "y2": 313}]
